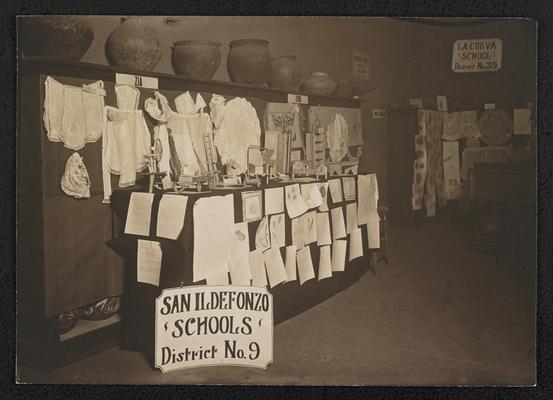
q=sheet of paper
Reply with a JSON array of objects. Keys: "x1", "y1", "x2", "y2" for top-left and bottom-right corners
[
  {"x1": 346, "y1": 202, "x2": 358, "y2": 234},
  {"x1": 342, "y1": 177, "x2": 356, "y2": 201},
  {"x1": 255, "y1": 216, "x2": 271, "y2": 252},
  {"x1": 443, "y1": 141, "x2": 461, "y2": 200},
  {"x1": 285, "y1": 183, "x2": 309, "y2": 219},
  {"x1": 331, "y1": 206, "x2": 346, "y2": 240},
  {"x1": 296, "y1": 246, "x2": 315, "y2": 285},
  {"x1": 303, "y1": 211, "x2": 317, "y2": 245},
  {"x1": 263, "y1": 246, "x2": 287, "y2": 288},
  {"x1": 318, "y1": 245, "x2": 332, "y2": 281},
  {"x1": 249, "y1": 249, "x2": 267, "y2": 287},
  {"x1": 156, "y1": 194, "x2": 188, "y2": 240},
  {"x1": 241, "y1": 191, "x2": 263, "y2": 222},
  {"x1": 264, "y1": 187, "x2": 284, "y2": 215},
  {"x1": 125, "y1": 192, "x2": 154, "y2": 236},
  {"x1": 349, "y1": 227, "x2": 363, "y2": 261},
  {"x1": 269, "y1": 213, "x2": 286, "y2": 248},
  {"x1": 367, "y1": 216, "x2": 381, "y2": 249},
  {"x1": 328, "y1": 179, "x2": 343, "y2": 204},
  {"x1": 193, "y1": 194, "x2": 234, "y2": 283},
  {"x1": 357, "y1": 173, "x2": 379, "y2": 225},
  {"x1": 514, "y1": 108, "x2": 532, "y2": 135},
  {"x1": 331, "y1": 239, "x2": 347, "y2": 272},
  {"x1": 290, "y1": 150, "x2": 301, "y2": 161},
  {"x1": 301, "y1": 183, "x2": 323, "y2": 208},
  {"x1": 316, "y1": 212, "x2": 332, "y2": 246},
  {"x1": 316, "y1": 182, "x2": 329, "y2": 212},
  {"x1": 284, "y1": 245, "x2": 297, "y2": 282},
  {"x1": 137, "y1": 239, "x2": 162, "y2": 286},
  {"x1": 291, "y1": 216, "x2": 305, "y2": 249},
  {"x1": 229, "y1": 222, "x2": 251, "y2": 285},
  {"x1": 437, "y1": 95, "x2": 448, "y2": 112}
]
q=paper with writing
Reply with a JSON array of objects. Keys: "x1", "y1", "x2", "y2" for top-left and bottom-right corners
[
  {"x1": 285, "y1": 183, "x2": 309, "y2": 219},
  {"x1": 156, "y1": 194, "x2": 188, "y2": 240},
  {"x1": 342, "y1": 176, "x2": 356, "y2": 201},
  {"x1": 349, "y1": 227, "x2": 363, "y2": 261},
  {"x1": 137, "y1": 239, "x2": 162, "y2": 286},
  {"x1": 331, "y1": 206, "x2": 347, "y2": 240},
  {"x1": 303, "y1": 211, "x2": 317, "y2": 245},
  {"x1": 264, "y1": 187, "x2": 284, "y2": 215},
  {"x1": 249, "y1": 249, "x2": 267, "y2": 287},
  {"x1": 263, "y1": 246, "x2": 287, "y2": 288},
  {"x1": 285, "y1": 245, "x2": 297, "y2": 282},
  {"x1": 331, "y1": 239, "x2": 347, "y2": 272},
  {"x1": 328, "y1": 179, "x2": 343, "y2": 204},
  {"x1": 346, "y1": 202, "x2": 358, "y2": 234},
  {"x1": 269, "y1": 213, "x2": 286, "y2": 248},
  {"x1": 297, "y1": 246, "x2": 316, "y2": 285},
  {"x1": 229, "y1": 222, "x2": 251, "y2": 285},
  {"x1": 318, "y1": 245, "x2": 332, "y2": 281},
  {"x1": 316, "y1": 212, "x2": 332, "y2": 246},
  {"x1": 125, "y1": 192, "x2": 154, "y2": 236}
]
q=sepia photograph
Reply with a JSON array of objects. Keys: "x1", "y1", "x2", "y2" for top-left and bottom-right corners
[{"x1": 15, "y1": 15, "x2": 536, "y2": 386}]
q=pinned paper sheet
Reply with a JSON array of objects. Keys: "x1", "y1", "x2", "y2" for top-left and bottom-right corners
[
  {"x1": 290, "y1": 150, "x2": 301, "y2": 161},
  {"x1": 331, "y1": 206, "x2": 346, "y2": 240},
  {"x1": 443, "y1": 141, "x2": 461, "y2": 200},
  {"x1": 285, "y1": 245, "x2": 297, "y2": 282},
  {"x1": 346, "y1": 202, "x2": 358, "y2": 234},
  {"x1": 301, "y1": 183, "x2": 323, "y2": 208},
  {"x1": 285, "y1": 183, "x2": 309, "y2": 219},
  {"x1": 263, "y1": 246, "x2": 287, "y2": 288},
  {"x1": 332, "y1": 239, "x2": 347, "y2": 272},
  {"x1": 357, "y1": 173, "x2": 379, "y2": 225},
  {"x1": 125, "y1": 192, "x2": 154, "y2": 236},
  {"x1": 297, "y1": 246, "x2": 315, "y2": 285},
  {"x1": 229, "y1": 222, "x2": 252, "y2": 285},
  {"x1": 317, "y1": 182, "x2": 329, "y2": 212},
  {"x1": 264, "y1": 187, "x2": 284, "y2": 215},
  {"x1": 514, "y1": 108, "x2": 532, "y2": 135},
  {"x1": 303, "y1": 211, "x2": 317, "y2": 245},
  {"x1": 137, "y1": 239, "x2": 162, "y2": 286},
  {"x1": 342, "y1": 177, "x2": 356, "y2": 201},
  {"x1": 255, "y1": 216, "x2": 271, "y2": 252},
  {"x1": 349, "y1": 227, "x2": 363, "y2": 261},
  {"x1": 316, "y1": 212, "x2": 332, "y2": 246},
  {"x1": 249, "y1": 249, "x2": 267, "y2": 287},
  {"x1": 269, "y1": 213, "x2": 286, "y2": 248},
  {"x1": 291, "y1": 216, "x2": 305, "y2": 249},
  {"x1": 367, "y1": 217, "x2": 381, "y2": 249},
  {"x1": 193, "y1": 194, "x2": 234, "y2": 283},
  {"x1": 156, "y1": 194, "x2": 188, "y2": 240},
  {"x1": 318, "y1": 245, "x2": 332, "y2": 281},
  {"x1": 328, "y1": 179, "x2": 343, "y2": 204}
]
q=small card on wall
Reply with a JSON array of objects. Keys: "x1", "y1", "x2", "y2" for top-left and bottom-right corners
[
  {"x1": 115, "y1": 72, "x2": 158, "y2": 89},
  {"x1": 484, "y1": 103, "x2": 496, "y2": 110},
  {"x1": 287, "y1": 93, "x2": 309, "y2": 104}
]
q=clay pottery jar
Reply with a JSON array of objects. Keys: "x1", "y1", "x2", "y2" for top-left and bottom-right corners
[
  {"x1": 19, "y1": 16, "x2": 94, "y2": 60},
  {"x1": 172, "y1": 40, "x2": 222, "y2": 79},
  {"x1": 80, "y1": 296, "x2": 122, "y2": 321},
  {"x1": 300, "y1": 72, "x2": 337, "y2": 96},
  {"x1": 106, "y1": 17, "x2": 163, "y2": 71},
  {"x1": 227, "y1": 39, "x2": 271, "y2": 86},
  {"x1": 269, "y1": 55, "x2": 301, "y2": 90}
]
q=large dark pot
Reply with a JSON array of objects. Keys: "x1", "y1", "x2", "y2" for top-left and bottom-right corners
[
  {"x1": 227, "y1": 39, "x2": 271, "y2": 86},
  {"x1": 19, "y1": 16, "x2": 94, "y2": 60},
  {"x1": 106, "y1": 17, "x2": 163, "y2": 71},
  {"x1": 172, "y1": 40, "x2": 221, "y2": 79},
  {"x1": 300, "y1": 72, "x2": 337, "y2": 96},
  {"x1": 269, "y1": 55, "x2": 301, "y2": 90}
]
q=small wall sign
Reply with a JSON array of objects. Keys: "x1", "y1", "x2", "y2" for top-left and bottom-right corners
[
  {"x1": 115, "y1": 72, "x2": 159, "y2": 89},
  {"x1": 451, "y1": 38, "x2": 502, "y2": 73},
  {"x1": 352, "y1": 50, "x2": 371, "y2": 80}
]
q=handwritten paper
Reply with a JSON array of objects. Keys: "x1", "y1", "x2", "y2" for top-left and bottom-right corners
[
  {"x1": 303, "y1": 211, "x2": 317, "y2": 245},
  {"x1": 317, "y1": 182, "x2": 329, "y2": 212},
  {"x1": 156, "y1": 194, "x2": 188, "y2": 240},
  {"x1": 331, "y1": 206, "x2": 346, "y2": 240},
  {"x1": 297, "y1": 246, "x2": 315, "y2": 285},
  {"x1": 514, "y1": 108, "x2": 532, "y2": 135},
  {"x1": 346, "y1": 202, "x2": 358, "y2": 234},
  {"x1": 285, "y1": 183, "x2": 309, "y2": 219},
  {"x1": 331, "y1": 239, "x2": 347, "y2": 272},
  {"x1": 255, "y1": 216, "x2": 271, "y2": 252},
  {"x1": 316, "y1": 212, "x2": 332, "y2": 246},
  {"x1": 264, "y1": 187, "x2": 284, "y2": 215},
  {"x1": 125, "y1": 192, "x2": 154, "y2": 236},
  {"x1": 367, "y1": 217, "x2": 381, "y2": 249},
  {"x1": 229, "y1": 222, "x2": 251, "y2": 285},
  {"x1": 285, "y1": 245, "x2": 297, "y2": 282},
  {"x1": 328, "y1": 179, "x2": 343, "y2": 204},
  {"x1": 318, "y1": 245, "x2": 332, "y2": 281},
  {"x1": 249, "y1": 249, "x2": 267, "y2": 287},
  {"x1": 342, "y1": 176, "x2": 356, "y2": 201},
  {"x1": 357, "y1": 173, "x2": 379, "y2": 225},
  {"x1": 263, "y1": 246, "x2": 287, "y2": 288},
  {"x1": 291, "y1": 216, "x2": 305, "y2": 249},
  {"x1": 349, "y1": 227, "x2": 363, "y2": 261},
  {"x1": 301, "y1": 183, "x2": 323, "y2": 208},
  {"x1": 137, "y1": 239, "x2": 162, "y2": 286},
  {"x1": 269, "y1": 213, "x2": 286, "y2": 248},
  {"x1": 193, "y1": 194, "x2": 234, "y2": 283}
]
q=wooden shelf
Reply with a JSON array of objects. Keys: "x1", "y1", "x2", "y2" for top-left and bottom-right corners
[{"x1": 60, "y1": 314, "x2": 122, "y2": 342}]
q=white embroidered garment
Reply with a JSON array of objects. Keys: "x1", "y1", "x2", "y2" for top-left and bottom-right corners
[
  {"x1": 327, "y1": 113, "x2": 349, "y2": 162},
  {"x1": 115, "y1": 84, "x2": 140, "y2": 111},
  {"x1": 61, "y1": 152, "x2": 91, "y2": 199}
]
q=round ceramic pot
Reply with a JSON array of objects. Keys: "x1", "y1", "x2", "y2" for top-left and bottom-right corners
[
  {"x1": 57, "y1": 309, "x2": 81, "y2": 335},
  {"x1": 269, "y1": 55, "x2": 300, "y2": 90},
  {"x1": 19, "y1": 16, "x2": 94, "y2": 60},
  {"x1": 227, "y1": 39, "x2": 271, "y2": 86},
  {"x1": 300, "y1": 72, "x2": 337, "y2": 96},
  {"x1": 80, "y1": 296, "x2": 121, "y2": 321},
  {"x1": 106, "y1": 17, "x2": 163, "y2": 71},
  {"x1": 172, "y1": 40, "x2": 221, "y2": 79}
]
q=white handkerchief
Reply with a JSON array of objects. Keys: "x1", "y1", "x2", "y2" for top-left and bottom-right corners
[
  {"x1": 367, "y1": 216, "x2": 381, "y2": 249},
  {"x1": 316, "y1": 212, "x2": 332, "y2": 246},
  {"x1": 349, "y1": 227, "x2": 363, "y2": 261},
  {"x1": 318, "y1": 245, "x2": 332, "y2": 281},
  {"x1": 269, "y1": 213, "x2": 286, "y2": 248},
  {"x1": 317, "y1": 182, "x2": 329, "y2": 212},
  {"x1": 255, "y1": 216, "x2": 271, "y2": 252},
  {"x1": 331, "y1": 206, "x2": 346, "y2": 240},
  {"x1": 156, "y1": 194, "x2": 188, "y2": 240},
  {"x1": 328, "y1": 179, "x2": 343, "y2": 204},
  {"x1": 263, "y1": 247, "x2": 287, "y2": 288},
  {"x1": 346, "y1": 202, "x2": 358, "y2": 234},
  {"x1": 297, "y1": 246, "x2": 315, "y2": 285},
  {"x1": 229, "y1": 222, "x2": 251, "y2": 285},
  {"x1": 249, "y1": 249, "x2": 267, "y2": 287},
  {"x1": 125, "y1": 192, "x2": 154, "y2": 236},
  {"x1": 332, "y1": 239, "x2": 347, "y2": 272},
  {"x1": 301, "y1": 183, "x2": 323, "y2": 208},
  {"x1": 285, "y1": 183, "x2": 309, "y2": 218},
  {"x1": 137, "y1": 239, "x2": 162, "y2": 286},
  {"x1": 285, "y1": 245, "x2": 297, "y2": 282},
  {"x1": 264, "y1": 187, "x2": 284, "y2": 215}
]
